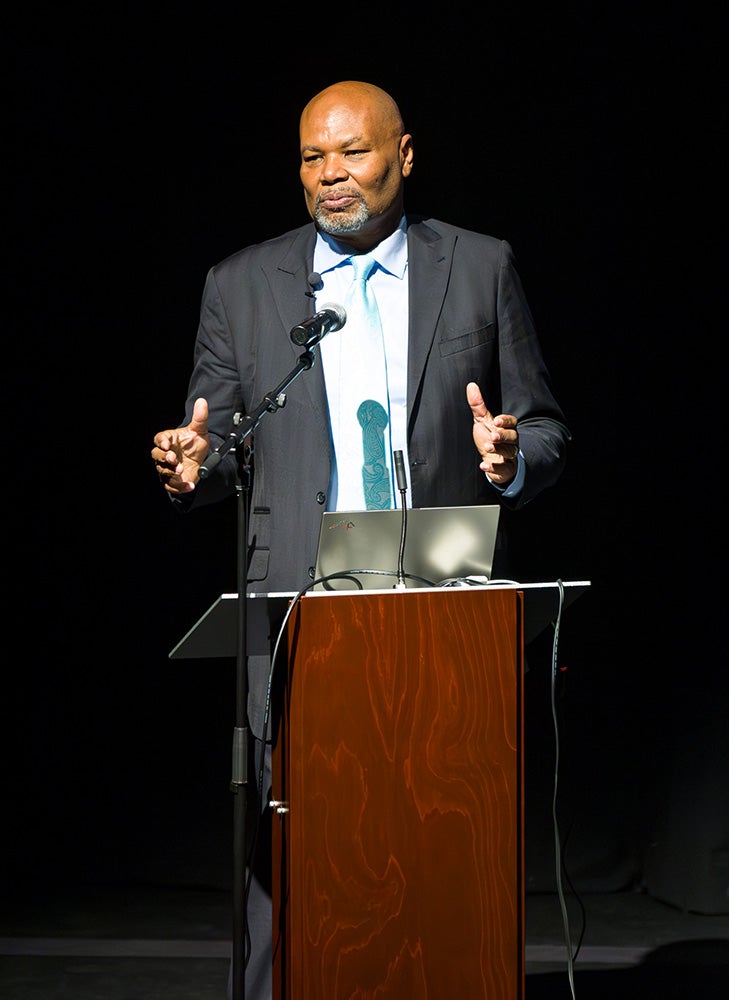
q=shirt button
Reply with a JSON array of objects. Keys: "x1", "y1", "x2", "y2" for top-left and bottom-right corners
[{"x1": 316, "y1": 491, "x2": 326, "y2": 504}]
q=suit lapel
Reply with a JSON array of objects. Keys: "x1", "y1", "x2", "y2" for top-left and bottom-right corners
[
  {"x1": 261, "y1": 228, "x2": 330, "y2": 419},
  {"x1": 406, "y1": 220, "x2": 454, "y2": 428}
]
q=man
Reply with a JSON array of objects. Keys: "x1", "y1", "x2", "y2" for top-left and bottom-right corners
[{"x1": 152, "y1": 80, "x2": 570, "y2": 998}]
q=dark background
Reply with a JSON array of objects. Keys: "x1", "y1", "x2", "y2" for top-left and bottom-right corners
[{"x1": 6, "y1": 4, "x2": 726, "y2": 918}]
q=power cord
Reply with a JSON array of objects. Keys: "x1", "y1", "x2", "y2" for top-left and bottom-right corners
[{"x1": 549, "y1": 578, "x2": 582, "y2": 998}]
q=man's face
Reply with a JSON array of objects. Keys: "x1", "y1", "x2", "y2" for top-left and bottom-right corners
[{"x1": 299, "y1": 96, "x2": 413, "y2": 247}]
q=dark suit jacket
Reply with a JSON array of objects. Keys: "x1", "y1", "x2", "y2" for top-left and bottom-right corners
[{"x1": 179, "y1": 215, "x2": 570, "y2": 594}]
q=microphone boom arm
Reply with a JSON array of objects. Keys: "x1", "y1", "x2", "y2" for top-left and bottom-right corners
[{"x1": 199, "y1": 347, "x2": 316, "y2": 478}]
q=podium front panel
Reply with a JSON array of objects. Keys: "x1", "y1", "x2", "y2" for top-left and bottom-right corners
[{"x1": 272, "y1": 587, "x2": 525, "y2": 999}]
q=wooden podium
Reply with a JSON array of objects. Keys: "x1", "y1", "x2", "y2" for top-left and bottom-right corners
[{"x1": 272, "y1": 586, "x2": 526, "y2": 999}]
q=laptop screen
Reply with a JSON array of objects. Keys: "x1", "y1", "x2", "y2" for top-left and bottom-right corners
[{"x1": 313, "y1": 505, "x2": 501, "y2": 591}]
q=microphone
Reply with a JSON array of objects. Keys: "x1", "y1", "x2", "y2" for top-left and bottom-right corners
[
  {"x1": 290, "y1": 302, "x2": 346, "y2": 348},
  {"x1": 305, "y1": 272, "x2": 321, "y2": 297},
  {"x1": 394, "y1": 451, "x2": 407, "y2": 493}
]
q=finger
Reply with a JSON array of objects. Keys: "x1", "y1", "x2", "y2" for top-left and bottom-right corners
[
  {"x1": 152, "y1": 451, "x2": 183, "y2": 479},
  {"x1": 489, "y1": 440, "x2": 519, "y2": 463},
  {"x1": 479, "y1": 446, "x2": 518, "y2": 475},
  {"x1": 493, "y1": 413, "x2": 518, "y2": 430},
  {"x1": 153, "y1": 430, "x2": 183, "y2": 461},
  {"x1": 466, "y1": 381, "x2": 493, "y2": 423},
  {"x1": 190, "y1": 396, "x2": 209, "y2": 435},
  {"x1": 164, "y1": 476, "x2": 193, "y2": 491},
  {"x1": 153, "y1": 432, "x2": 171, "y2": 451},
  {"x1": 152, "y1": 446, "x2": 178, "y2": 467}
]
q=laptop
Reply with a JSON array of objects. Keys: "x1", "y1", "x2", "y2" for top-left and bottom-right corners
[{"x1": 313, "y1": 505, "x2": 501, "y2": 591}]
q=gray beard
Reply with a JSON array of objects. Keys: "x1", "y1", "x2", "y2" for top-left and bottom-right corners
[{"x1": 314, "y1": 200, "x2": 370, "y2": 235}]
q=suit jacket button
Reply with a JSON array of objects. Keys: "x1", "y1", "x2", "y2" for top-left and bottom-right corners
[
  {"x1": 316, "y1": 491, "x2": 326, "y2": 504},
  {"x1": 308, "y1": 566, "x2": 315, "y2": 579}
]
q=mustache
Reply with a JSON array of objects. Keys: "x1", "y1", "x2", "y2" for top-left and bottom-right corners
[{"x1": 315, "y1": 188, "x2": 364, "y2": 208}]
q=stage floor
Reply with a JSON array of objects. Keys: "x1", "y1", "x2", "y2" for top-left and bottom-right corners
[{"x1": 0, "y1": 883, "x2": 726, "y2": 998}]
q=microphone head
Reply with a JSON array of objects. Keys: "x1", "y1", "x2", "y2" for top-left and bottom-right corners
[
  {"x1": 394, "y1": 449, "x2": 407, "y2": 492},
  {"x1": 320, "y1": 302, "x2": 347, "y2": 331}
]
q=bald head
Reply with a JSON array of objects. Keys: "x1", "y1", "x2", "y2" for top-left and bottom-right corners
[
  {"x1": 299, "y1": 80, "x2": 414, "y2": 251},
  {"x1": 300, "y1": 81, "x2": 405, "y2": 138}
]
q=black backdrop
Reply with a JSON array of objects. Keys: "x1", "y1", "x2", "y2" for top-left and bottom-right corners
[{"x1": 6, "y1": 5, "x2": 726, "y2": 915}]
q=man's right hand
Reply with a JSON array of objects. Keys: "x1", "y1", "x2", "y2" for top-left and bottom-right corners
[{"x1": 151, "y1": 397, "x2": 211, "y2": 494}]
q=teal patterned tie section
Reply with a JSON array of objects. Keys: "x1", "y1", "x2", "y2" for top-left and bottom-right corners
[
  {"x1": 357, "y1": 399, "x2": 391, "y2": 509},
  {"x1": 347, "y1": 254, "x2": 393, "y2": 510}
]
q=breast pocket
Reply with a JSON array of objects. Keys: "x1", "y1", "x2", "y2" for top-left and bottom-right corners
[{"x1": 437, "y1": 322, "x2": 495, "y2": 357}]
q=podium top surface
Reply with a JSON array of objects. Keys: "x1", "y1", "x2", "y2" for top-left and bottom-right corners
[{"x1": 169, "y1": 581, "x2": 590, "y2": 660}]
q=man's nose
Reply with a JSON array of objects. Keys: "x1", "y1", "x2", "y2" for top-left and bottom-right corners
[{"x1": 321, "y1": 153, "x2": 348, "y2": 180}]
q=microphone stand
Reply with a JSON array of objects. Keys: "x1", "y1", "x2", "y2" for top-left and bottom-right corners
[
  {"x1": 199, "y1": 346, "x2": 318, "y2": 1000},
  {"x1": 199, "y1": 350, "x2": 317, "y2": 480}
]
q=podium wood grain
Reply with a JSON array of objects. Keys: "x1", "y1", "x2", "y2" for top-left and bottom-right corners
[{"x1": 272, "y1": 588, "x2": 524, "y2": 999}]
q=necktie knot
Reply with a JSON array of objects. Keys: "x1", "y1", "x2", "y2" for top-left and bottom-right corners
[
  {"x1": 349, "y1": 253, "x2": 377, "y2": 289},
  {"x1": 349, "y1": 252, "x2": 377, "y2": 284},
  {"x1": 346, "y1": 254, "x2": 380, "y2": 331}
]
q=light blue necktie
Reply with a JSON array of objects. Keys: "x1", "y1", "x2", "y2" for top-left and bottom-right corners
[{"x1": 347, "y1": 254, "x2": 393, "y2": 510}]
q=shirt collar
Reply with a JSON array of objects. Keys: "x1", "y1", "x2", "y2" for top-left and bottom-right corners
[{"x1": 313, "y1": 216, "x2": 408, "y2": 279}]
